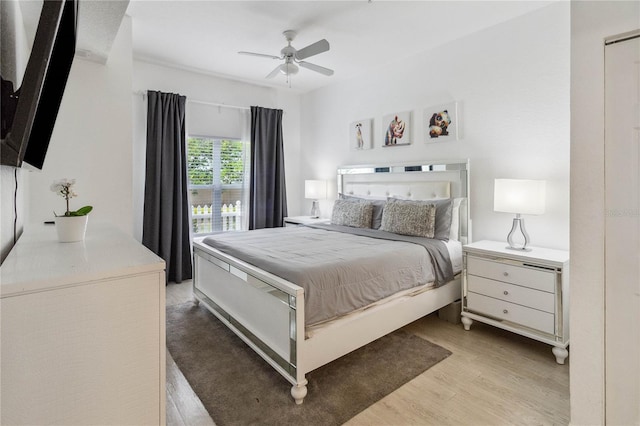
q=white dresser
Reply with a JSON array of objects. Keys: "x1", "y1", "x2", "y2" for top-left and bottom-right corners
[
  {"x1": 461, "y1": 240, "x2": 569, "y2": 364},
  {"x1": 0, "y1": 223, "x2": 166, "y2": 425}
]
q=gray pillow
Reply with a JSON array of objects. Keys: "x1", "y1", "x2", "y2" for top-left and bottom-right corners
[
  {"x1": 331, "y1": 199, "x2": 374, "y2": 228},
  {"x1": 387, "y1": 197, "x2": 453, "y2": 241},
  {"x1": 380, "y1": 201, "x2": 436, "y2": 238},
  {"x1": 339, "y1": 194, "x2": 385, "y2": 229}
]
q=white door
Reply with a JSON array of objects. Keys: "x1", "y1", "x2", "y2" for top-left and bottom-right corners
[{"x1": 605, "y1": 31, "x2": 640, "y2": 426}]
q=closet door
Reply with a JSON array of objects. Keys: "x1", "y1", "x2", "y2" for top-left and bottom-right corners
[{"x1": 605, "y1": 32, "x2": 640, "y2": 425}]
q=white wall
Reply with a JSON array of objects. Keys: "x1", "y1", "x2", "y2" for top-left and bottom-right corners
[
  {"x1": 26, "y1": 16, "x2": 133, "y2": 236},
  {"x1": 0, "y1": 0, "x2": 30, "y2": 85},
  {"x1": 570, "y1": 2, "x2": 640, "y2": 424},
  {"x1": 299, "y1": 3, "x2": 570, "y2": 251},
  {"x1": 0, "y1": 167, "x2": 26, "y2": 262},
  {"x1": 131, "y1": 60, "x2": 302, "y2": 241},
  {"x1": 0, "y1": 0, "x2": 29, "y2": 262}
]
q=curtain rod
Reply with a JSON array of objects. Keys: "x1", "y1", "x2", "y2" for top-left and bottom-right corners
[{"x1": 133, "y1": 90, "x2": 250, "y2": 111}]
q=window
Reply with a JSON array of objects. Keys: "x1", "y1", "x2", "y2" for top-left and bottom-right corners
[{"x1": 188, "y1": 136, "x2": 247, "y2": 235}]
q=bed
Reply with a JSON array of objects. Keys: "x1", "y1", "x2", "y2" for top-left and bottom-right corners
[{"x1": 192, "y1": 160, "x2": 471, "y2": 404}]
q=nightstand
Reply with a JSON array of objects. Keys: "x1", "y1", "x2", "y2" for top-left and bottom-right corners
[
  {"x1": 461, "y1": 240, "x2": 570, "y2": 364},
  {"x1": 284, "y1": 216, "x2": 330, "y2": 227}
]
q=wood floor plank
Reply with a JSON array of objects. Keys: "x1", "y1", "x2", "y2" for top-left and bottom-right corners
[
  {"x1": 165, "y1": 281, "x2": 570, "y2": 425},
  {"x1": 166, "y1": 334, "x2": 216, "y2": 425},
  {"x1": 166, "y1": 282, "x2": 216, "y2": 425},
  {"x1": 165, "y1": 392, "x2": 186, "y2": 426}
]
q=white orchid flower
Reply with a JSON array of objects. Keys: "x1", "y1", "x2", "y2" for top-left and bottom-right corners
[{"x1": 50, "y1": 178, "x2": 90, "y2": 217}]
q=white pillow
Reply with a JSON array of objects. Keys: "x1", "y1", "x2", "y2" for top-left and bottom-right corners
[{"x1": 449, "y1": 197, "x2": 466, "y2": 241}]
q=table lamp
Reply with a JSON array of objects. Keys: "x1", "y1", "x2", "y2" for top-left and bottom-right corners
[
  {"x1": 494, "y1": 179, "x2": 546, "y2": 251},
  {"x1": 305, "y1": 180, "x2": 327, "y2": 218}
]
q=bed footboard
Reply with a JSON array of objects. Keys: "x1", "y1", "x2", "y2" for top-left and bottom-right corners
[
  {"x1": 192, "y1": 240, "x2": 461, "y2": 405},
  {"x1": 192, "y1": 245, "x2": 308, "y2": 403}
]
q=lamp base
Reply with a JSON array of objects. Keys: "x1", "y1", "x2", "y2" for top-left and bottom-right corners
[
  {"x1": 506, "y1": 246, "x2": 532, "y2": 252},
  {"x1": 310, "y1": 200, "x2": 320, "y2": 219},
  {"x1": 505, "y1": 215, "x2": 531, "y2": 251}
]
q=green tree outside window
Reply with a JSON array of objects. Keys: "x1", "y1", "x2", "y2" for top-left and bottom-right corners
[{"x1": 187, "y1": 137, "x2": 244, "y2": 185}]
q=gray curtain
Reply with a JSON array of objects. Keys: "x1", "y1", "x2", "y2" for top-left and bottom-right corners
[
  {"x1": 249, "y1": 106, "x2": 288, "y2": 229},
  {"x1": 142, "y1": 91, "x2": 192, "y2": 283}
]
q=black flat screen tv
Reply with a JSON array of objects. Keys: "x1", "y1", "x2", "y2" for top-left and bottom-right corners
[{"x1": 1, "y1": 0, "x2": 78, "y2": 169}]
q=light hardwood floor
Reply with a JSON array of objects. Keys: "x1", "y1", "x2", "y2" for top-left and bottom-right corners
[
  {"x1": 166, "y1": 281, "x2": 569, "y2": 425},
  {"x1": 166, "y1": 282, "x2": 216, "y2": 426}
]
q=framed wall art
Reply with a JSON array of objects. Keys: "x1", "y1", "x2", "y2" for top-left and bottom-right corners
[
  {"x1": 424, "y1": 102, "x2": 458, "y2": 142},
  {"x1": 382, "y1": 111, "x2": 411, "y2": 147},
  {"x1": 349, "y1": 119, "x2": 373, "y2": 150}
]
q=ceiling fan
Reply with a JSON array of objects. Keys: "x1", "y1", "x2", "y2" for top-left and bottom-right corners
[{"x1": 239, "y1": 30, "x2": 334, "y2": 80}]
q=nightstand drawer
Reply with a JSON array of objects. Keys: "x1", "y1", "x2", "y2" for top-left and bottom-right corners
[
  {"x1": 467, "y1": 276, "x2": 555, "y2": 313},
  {"x1": 467, "y1": 256, "x2": 555, "y2": 293},
  {"x1": 467, "y1": 292, "x2": 555, "y2": 334}
]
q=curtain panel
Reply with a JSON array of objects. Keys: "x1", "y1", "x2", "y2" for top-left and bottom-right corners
[
  {"x1": 249, "y1": 106, "x2": 288, "y2": 229},
  {"x1": 143, "y1": 90, "x2": 192, "y2": 283}
]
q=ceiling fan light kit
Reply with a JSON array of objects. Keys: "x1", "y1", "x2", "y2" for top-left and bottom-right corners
[
  {"x1": 281, "y1": 62, "x2": 299, "y2": 76},
  {"x1": 238, "y1": 30, "x2": 334, "y2": 86}
]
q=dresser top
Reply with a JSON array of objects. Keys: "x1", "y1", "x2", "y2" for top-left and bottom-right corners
[
  {"x1": 464, "y1": 240, "x2": 569, "y2": 265},
  {"x1": 1, "y1": 223, "x2": 165, "y2": 298}
]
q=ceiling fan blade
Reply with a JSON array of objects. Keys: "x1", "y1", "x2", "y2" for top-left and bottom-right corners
[
  {"x1": 295, "y1": 39, "x2": 330, "y2": 60},
  {"x1": 238, "y1": 51, "x2": 281, "y2": 60},
  {"x1": 266, "y1": 65, "x2": 283, "y2": 79},
  {"x1": 298, "y1": 61, "x2": 334, "y2": 76}
]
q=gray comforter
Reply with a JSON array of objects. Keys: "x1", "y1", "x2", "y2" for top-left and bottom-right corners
[{"x1": 202, "y1": 224, "x2": 453, "y2": 325}]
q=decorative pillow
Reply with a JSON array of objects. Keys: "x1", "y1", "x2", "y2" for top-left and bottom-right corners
[
  {"x1": 339, "y1": 194, "x2": 385, "y2": 229},
  {"x1": 380, "y1": 201, "x2": 436, "y2": 238},
  {"x1": 331, "y1": 199, "x2": 374, "y2": 228},
  {"x1": 388, "y1": 197, "x2": 453, "y2": 241}
]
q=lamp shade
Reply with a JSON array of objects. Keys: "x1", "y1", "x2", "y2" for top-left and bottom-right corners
[
  {"x1": 494, "y1": 179, "x2": 546, "y2": 215},
  {"x1": 305, "y1": 180, "x2": 327, "y2": 200}
]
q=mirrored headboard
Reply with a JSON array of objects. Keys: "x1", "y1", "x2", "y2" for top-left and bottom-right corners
[{"x1": 337, "y1": 160, "x2": 471, "y2": 243}]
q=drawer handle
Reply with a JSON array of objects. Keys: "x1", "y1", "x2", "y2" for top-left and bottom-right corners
[
  {"x1": 503, "y1": 290, "x2": 509, "y2": 296},
  {"x1": 503, "y1": 272, "x2": 509, "y2": 277},
  {"x1": 503, "y1": 309, "x2": 509, "y2": 314}
]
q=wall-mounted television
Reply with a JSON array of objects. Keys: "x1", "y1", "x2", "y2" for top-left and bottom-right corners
[{"x1": 1, "y1": 0, "x2": 78, "y2": 169}]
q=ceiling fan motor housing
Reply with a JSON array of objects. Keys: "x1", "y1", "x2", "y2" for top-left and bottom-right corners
[{"x1": 281, "y1": 45, "x2": 297, "y2": 59}]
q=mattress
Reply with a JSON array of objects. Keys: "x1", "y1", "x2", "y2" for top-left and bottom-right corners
[
  {"x1": 306, "y1": 238, "x2": 462, "y2": 337},
  {"x1": 202, "y1": 225, "x2": 455, "y2": 326}
]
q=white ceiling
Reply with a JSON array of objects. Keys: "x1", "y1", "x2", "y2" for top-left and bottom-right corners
[
  {"x1": 76, "y1": 0, "x2": 129, "y2": 63},
  {"x1": 120, "y1": 1, "x2": 553, "y2": 93},
  {"x1": 18, "y1": 0, "x2": 128, "y2": 64}
]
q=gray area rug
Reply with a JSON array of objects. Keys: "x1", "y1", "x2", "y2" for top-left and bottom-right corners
[{"x1": 167, "y1": 301, "x2": 451, "y2": 426}]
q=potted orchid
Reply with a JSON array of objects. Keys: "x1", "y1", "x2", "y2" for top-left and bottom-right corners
[{"x1": 51, "y1": 179, "x2": 93, "y2": 242}]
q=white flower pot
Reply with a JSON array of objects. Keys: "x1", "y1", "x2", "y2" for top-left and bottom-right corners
[{"x1": 55, "y1": 215, "x2": 88, "y2": 243}]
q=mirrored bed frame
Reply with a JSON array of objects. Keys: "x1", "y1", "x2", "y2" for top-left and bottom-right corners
[{"x1": 192, "y1": 160, "x2": 471, "y2": 404}]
